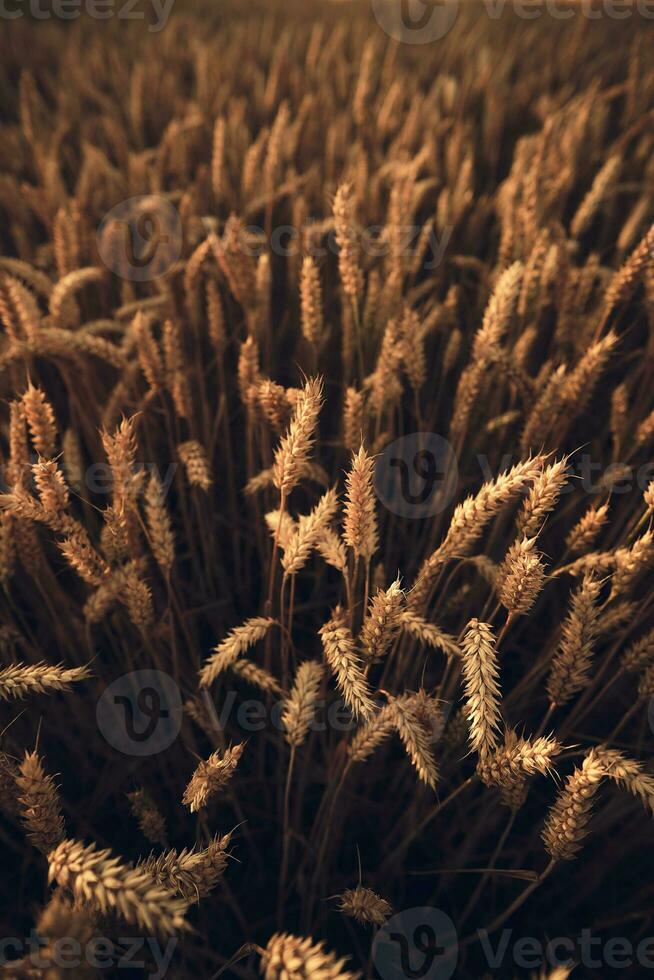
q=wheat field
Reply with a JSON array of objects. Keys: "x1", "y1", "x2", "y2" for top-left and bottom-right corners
[{"x1": 1, "y1": 2, "x2": 654, "y2": 977}]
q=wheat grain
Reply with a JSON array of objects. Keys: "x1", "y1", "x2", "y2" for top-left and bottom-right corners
[{"x1": 282, "y1": 661, "x2": 324, "y2": 748}]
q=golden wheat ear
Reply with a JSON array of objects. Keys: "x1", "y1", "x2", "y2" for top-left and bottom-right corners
[
  {"x1": 182, "y1": 743, "x2": 245, "y2": 813},
  {"x1": 47, "y1": 839, "x2": 189, "y2": 936},
  {"x1": 337, "y1": 886, "x2": 392, "y2": 926},
  {"x1": 259, "y1": 932, "x2": 360, "y2": 980},
  {"x1": 16, "y1": 751, "x2": 65, "y2": 854}
]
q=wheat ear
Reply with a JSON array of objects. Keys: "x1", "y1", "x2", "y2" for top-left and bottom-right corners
[
  {"x1": 16, "y1": 751, "x2": 66, "y2": 854},
  {"x1": 141, "y1": 832, "x2": 232, "y2": 902},
  {"x1": 461, "y1": 620, "x2": 502, "y2": 761},
  {"x1": 343, "y1": 445, "x2": 378, "y2": 560},
  {"x1": 319, "y1": 608, "x2": 375, "y2": 721},
  {"x1": 127, "y1": 788, "x2": 167, "y2": 846},
  {"x1": 272, "y1": 376, "x2": 324, "y2": 496},
  {"x1": 260, "y1": 932, "x2": 359, "y2": 980},
  {"x1": 182, "y1": 743, "x2": 245, "y2": 813},
  {"x1": 542, "y1": 750, "x2": 606, "y2": 861},
  {"x1": 0, "y1": 662, "x2": 90, "y2": 701},
  {"x1": 282, "y1": 661, "x2": 324, "y2": 748},
  {"x1": 47, "y1": 838, "x2": 189, "y2": 936},
  {"x1": 547, "y1": 572, "x2": 602, "y2": 707},
  {"x1": 409, "y1": 456, "x2": 544, "y2": 609},
  {"x1": 337, "y1": 886, "x2": 391, "y2": 926},
  {"x1": 200, "y1": 617, "x2": 276, "y2": 687}
]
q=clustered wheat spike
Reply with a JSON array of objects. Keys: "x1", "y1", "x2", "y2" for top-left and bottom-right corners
[
  {"x1": 127, "y1": 789, "x2": 167, "y2": 846},
  {"x1": 390, "y1": 695, "x2": 439, "y2": 789},
  {"x1": 409, "y1": 457, "x2": 544, "y2": 609},
  {"x1": 47, "y1": 838, "x2": 189, "y2": 936},
  {"x1": 360, "y1": 578, "x2": 404, "y2": 662},
  {"x1": 0, "y1": 662, "x2": 90, "y2": 700},
  {"x1": 333, "y1": 184, "x2": 363, "y2": 301},
  {"x1": 319, "y1": 608, "x2": 375, "y2": 721},
  {"x1": 498, "y1": 536, "x2": 547, "y2": 617},
  {"x1": 182, "y1": 743, "x2": 245, "y2": 812},
  {"x1": 200, "y1": 617, "x2": 276, "y2": 687},
  {"x1": 547, "y1": 572, "x2": 602, "y2": 706},
  {"x1": 144, "y1": 472, "x2": 175, "y2": 573},
  {"x1": 16, "y1": 751, "x2": 65, "y2": 854},
  {"x1": 260, "y1": 932, "x2": 359, "y2": 980},
  {"x1": 542, "y1": 750, "x2": 607, "y2": 861},
  {"x1": 282, "y1": 488, "x2": 339, "y2": 575},
  {"x1": 272, "y1": 376, "x2": 324, "y2": 496},
  {"x1": 178, "y1": 440, "x2": 212, "y2": 491},
  {"x1": 342, "y1": 445, "x2": 378, "y2": 560},
  {"x1": 282, "y1": 661, "x2": 324, "y2": 747},
  {"x1": 141, "y1": 832, "x2": 232, "y2": 902},
  {"x1": 337, "y1": 886, "x2": 391, "y2": 926},
  {"x1": 461, "y1": 620, "x2": 503, "y2": 761}
]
